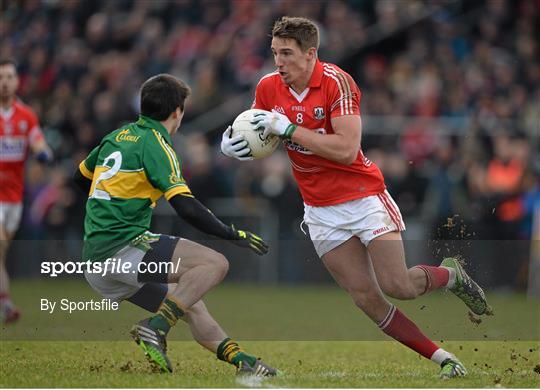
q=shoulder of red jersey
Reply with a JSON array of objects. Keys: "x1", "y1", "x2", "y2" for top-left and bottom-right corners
[
  {"x1": 253, "y1": 71, "x2": 280, "y2": 110},
  {"x1": 320, "y1": 62, "x2": 362, "y2": 116},
  {"x1": 255, "y1": 70, "x2": 280, "y2": 89},
  {"x1": 320, "y1": 62, "x2": 358, "y2": 90},
  {"x1": 13, "y1": 99, "x2": 39, "y2": 121}
]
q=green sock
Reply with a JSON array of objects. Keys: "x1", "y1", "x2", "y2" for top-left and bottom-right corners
[
  {"x1": 216, "y1": 338, "x2": 257, "y2": 367},
  {"x1": 148, "y1": 297, "x2": 184, "y2": 334}
]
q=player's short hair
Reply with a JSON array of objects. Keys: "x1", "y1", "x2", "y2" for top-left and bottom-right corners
[
  {"x1": 140, "y1": 74, "x2": 191, "y2": 121},
  {"x1": 272, "y1": 16, "x2": 319, "y2": 52},
  {"x1": 0, "y1": 59, "x2": 18, "y2": 70}
]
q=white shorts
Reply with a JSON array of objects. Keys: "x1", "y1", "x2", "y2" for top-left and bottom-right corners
[
  {"x1": 0, "y1": 202, "x2": 23, "y2": 234},
  {"x1": 304, "y1": 190, "x2": 406, "y2": 257},
  {"x1": 84, "y1": 244, "x2": 146, "y2": 302}
]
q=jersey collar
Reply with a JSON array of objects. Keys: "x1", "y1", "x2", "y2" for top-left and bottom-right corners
[
  {"x1": 308, "y1": 60, "x2": 324, "y2": 88},
  {"x1": 0, "y1": 106, "x2": 14, "y2": 120},
  {"x1": 136, "y1": 115, "x2": 172, "y2": 144}
]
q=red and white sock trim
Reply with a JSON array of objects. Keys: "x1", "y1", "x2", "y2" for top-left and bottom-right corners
[
  {"x1": 414, "y1": 265, "x2": 453, "y2": 294},
  {"x1": 378, "y1": 304, "x2": 396, "y2": 330},
  {"x1": 377, "y1": 191, "x2": 405, "y2": 231},
  {"x1": 414, "y1": 265, "x2": 433, "y2": 294}
]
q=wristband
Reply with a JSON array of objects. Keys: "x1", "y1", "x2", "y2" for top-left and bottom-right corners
[
  {"x1": 36, "y1": 150, "x2": 53, "y2": 163},
  {"x1": 282, "y1": 124, "x2": 297, "y2": 139}
]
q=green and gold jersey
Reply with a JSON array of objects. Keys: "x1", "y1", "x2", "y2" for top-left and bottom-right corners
[{"x1": 79, "y1": 115, "x2": 192, "y2": 262}]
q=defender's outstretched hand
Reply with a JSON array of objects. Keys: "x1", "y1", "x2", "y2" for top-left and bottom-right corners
[
  {"x1": 230, "y1": 226, "x2": 269, "y2": 256},
  {"x1": 220, "y1": 126, "x2": 253, "y2": 161}
]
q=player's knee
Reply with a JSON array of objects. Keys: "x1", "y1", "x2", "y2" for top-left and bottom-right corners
[
  {"x1": 205, "y1": 251, "x2": 229, "y2": 280},
  {"x1": 216, "y1": 253, "x2": 229, "y2": 279},
  {"x1": 347, "y1": 286, "x2": 381, "y2": 309}
]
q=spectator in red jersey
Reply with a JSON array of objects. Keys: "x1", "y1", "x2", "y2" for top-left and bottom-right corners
[{"x1": 0, "y1": 59, "x2": 53, "y2": 324}]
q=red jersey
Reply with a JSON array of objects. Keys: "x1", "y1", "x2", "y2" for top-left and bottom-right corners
[
  {"x1": 0, "y1": 99, "x2": 44, "y2": 203},
  {"x1": 252, "y1": 60, "x2": 385, "y2": 206}
]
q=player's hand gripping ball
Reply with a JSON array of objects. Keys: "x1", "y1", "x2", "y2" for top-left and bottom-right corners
[
  {"x1": 251, "y1": 109, "x2": 297, "y2": 139},
  {"x1": 221, "y1": 109, "x2": 281, "y2": 160}
]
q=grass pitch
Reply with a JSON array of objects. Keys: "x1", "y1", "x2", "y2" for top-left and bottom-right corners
[
  {"x1": 1, "y1": 340, "x2": 538, "y2": 387},
  {"x1": 1, "y1": 279, "x2": 539, "y2": 387}
]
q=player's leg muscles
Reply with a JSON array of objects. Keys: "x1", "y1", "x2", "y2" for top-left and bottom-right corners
[
  {"x1": 368, "y1": 232, "x2": 425, "y2": 299},
  {"x1": 369, "y1": 232, "x2": 453, "y2": 298},
  {"x1": 130, "y1": 281, "x2": 274, "y2": 373},
  {"x1": 132, "y1": 236, "x2": 228, "y2": 347},
  {"x1": 180, "y1": 300, "x2": 227, "y2": 352},
  {"x1": 324, "y1": 236, "x2": 455, "y2": 365},
  {"x1": 130, "y1": 281, "x2": 227, "y2": 352},
  {"x1": 166, "y1": 238, "x2": 229, "y2": 310},
  {"x1": 321, "y1": 236, "x2": 390, "y2": 322},
  {"x1": 128, "y1": 282, "x2": 227, "y2": 351},
  {"x1": 180, "y1": 298, "x2": 276, "y2": 375}
]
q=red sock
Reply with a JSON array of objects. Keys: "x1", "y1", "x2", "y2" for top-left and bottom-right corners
[
  {"x1": 0, "y1": 292, "x2": 9, "y2": 301},
  {"x1": 379, "y1": 305, "x2": 439, "y2": 359},
  {"x1": 414, "y1": 265, "x2": 449, "y2": 293}
]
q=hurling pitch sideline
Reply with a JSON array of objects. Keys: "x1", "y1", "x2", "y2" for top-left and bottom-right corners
[{"x1": 1, "y1": 279, "x2": 539, "y2": 388}]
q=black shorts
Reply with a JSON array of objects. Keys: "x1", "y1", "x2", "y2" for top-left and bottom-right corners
[
  {"x1": 127, "y1": 282, "x2": 169, "y2": 313},
  {"x1": 137, "y1": 234, "x2": 180, "y2": 284}
]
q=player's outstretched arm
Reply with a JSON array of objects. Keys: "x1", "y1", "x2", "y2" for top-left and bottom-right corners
[{"x1": 168, "y1": 195, "x2": 268, "y2": 255}]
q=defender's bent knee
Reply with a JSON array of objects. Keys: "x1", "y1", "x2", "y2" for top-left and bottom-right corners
[
  {"x1": 213, "y1": 252, "x2": 229, "y2": 278},
  {"x1": 203, "y1": 251, "x2": 229, "y2": 281}
]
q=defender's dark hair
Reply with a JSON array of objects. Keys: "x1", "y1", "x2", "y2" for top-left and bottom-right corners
[
  {"x1": 140, "y1": 74, "x2": 191, "y2": 121},
  {"x1": 272, "y1": 16, "x2": 319, "y2": 51}
]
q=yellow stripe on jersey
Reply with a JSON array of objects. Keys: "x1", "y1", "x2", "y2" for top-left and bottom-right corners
[
  {"x1": 151, "y1": 129, "x2": 180, "y2": 178},
  {"x1": 164, "y1": 185, "x2": 193, "y2": 200},
  {"x1": 91, "y1": 166, "x2": 162, "y2": 202},
  {"x1": 163, "y1": 139, "x2": 182, "y2": 177},
  {"x1": 79, "y1": 161, "x2": 94, "y2": 179}
]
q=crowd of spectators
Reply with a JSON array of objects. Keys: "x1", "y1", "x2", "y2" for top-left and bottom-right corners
[{"x1": 2, "y1": 0, "x2": 538, "y2": 287}]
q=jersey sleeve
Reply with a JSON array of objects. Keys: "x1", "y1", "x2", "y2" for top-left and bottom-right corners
[
  {"x1": 79, "y1": 145, "x2": 100, "y2": 180},
  {"x1": 327, "y1": 71, "x2": 361, "y2": 118},
  {"x1": 251, "y1": 76, "x2": 272, "y2": 110},
  {"x1": 143, "y1": 130, "x2": 193, "y2": 200}
]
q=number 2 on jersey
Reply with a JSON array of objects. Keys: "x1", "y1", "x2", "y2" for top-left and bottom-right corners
[{"x1": 90, "y1": 151, "x2": 122, "y2": 200}]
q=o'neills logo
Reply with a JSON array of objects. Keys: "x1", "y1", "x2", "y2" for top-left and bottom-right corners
[
  {"x1": 116, "y1": 129, "x2": 141, "y2": 143},
  {"x1": 169, "y1": 174, "x2": 183, "y2": 184},
  {"x1": 373, "y1": 226, "x2": 390, "y2": 235}
]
